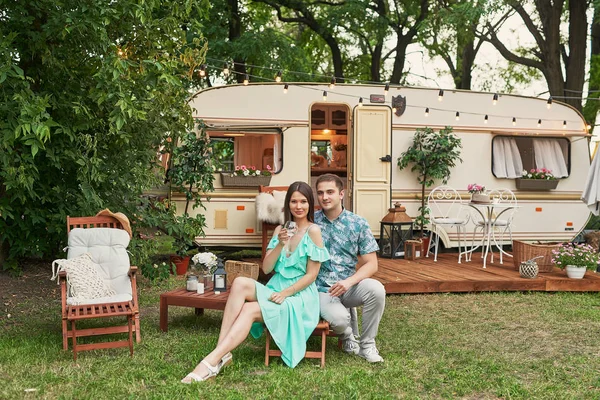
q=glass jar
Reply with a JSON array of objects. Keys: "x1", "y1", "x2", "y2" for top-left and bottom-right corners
[
  {"x1": 203, "y1": 274, "x2": 213, "y2": 291},
  {"x1": 186, "y1": 275, "x2": 198, "y2": 291}
]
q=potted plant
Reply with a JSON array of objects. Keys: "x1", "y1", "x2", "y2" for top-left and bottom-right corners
[
  {"x1": 190, "y1": 252, "x2": 219, "y2": 289},
  {"x1": 551, "y1": 242, "x2": 600, "y2": 279},
  {"x1": 397, "y1": 126, "x2": 462, "y2": 245},
  {"x1": 515, "y1": 168, "x2": 559, "y2": 190}
]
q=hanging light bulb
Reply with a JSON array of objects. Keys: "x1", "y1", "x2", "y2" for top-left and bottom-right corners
[
  {"x1": 329, "y1": 76, "x2": 336, "y2": 89},
  {"x1": 199, "y1": 64, "x2": 207, "y2": 77},
  {"x1": 438, "y1": 89, "x2": 444, "y2": 101},
  {"x1": 358, "y1": 97, "x2": 363, "y2": 106},
  {"x1": 243, "y1": 74, "x2": 249, "y2": 85},
  {"x1": 223, "y1": 63, "x2": 230, "y2": 77},
  {"x1": 283, "y1": 83, "x2": 289, "y2": 94},
  {"x1": 493, "y1": 93, "x2": 498, "y2": 105},
  {"x1": 392, "y1": 107, "x2": 397, "y2": 114},
  {"x1": 537, "y1": 119, "x2": 541, "y2": 127},
  {"x1": 587, "y1": 123, "x2": 592, "y2": 130},
  {"x1": 323, "y1": 91, "x2": 328, "y2": 101},
  {"x1": 275, "y1": 70, "x2": 282, "y2": 83},
  {"x1": 425, "y1": 107, "x2": 429, "y2": 117},
  {"x1": 455, "y1": 111, "x2": 460, "y2": 121},
  {"x1": 484, "y1": 114, "x2": 489, "y2": 124},
  {"x1": 547, "y1": 96, "x2": 553, "y2": 109},
  {"x1": 563, "y1": 120, "x2": 567, "y2": 129},
  {"x1": 512, "y1": 117, "x2": 517, "y2": 126},
  {"x1": 384, "y1": 83, "x2": 390, "y2": 96}
]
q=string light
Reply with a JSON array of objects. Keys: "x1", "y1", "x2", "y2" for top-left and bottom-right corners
[
  {"x1": 512, "y1": 117, "x2": 517, "y2": 126},
  {"x1": 493, "y1": 93, "x2": 498, "y2": 105},
  {"x1": 392, "y1": 107, "x2": 397, "y2": 113},
  {"x1": 358, "y1": 97, "x2": 363, "y2": 106},
  {"x1": 563, "y1": 120, "x2": 567, "y2": 129},
  {"x1": 384, "y1": 83, "x2": 390, "y2": 96},
  {"x1": 484, "y1": 115, "x2": 489, "y2": 124},
  {"x1": 223, "y1": 63, "x2": 230, "y2": 77},
  {"x1": 455, "y1": 111, "x2": 460, "y2": 121},
  {"x1": 547, "y1": 96, "x2": 552, "y2": 109},
  {"x1": 199, "y1": 64, "x2": 207, "y2": 77},
  {"x1": 537, "y1": 119, "x2": 541, "y2": 127},
  {"x1": 243, "y1": 74, "x2": 249, "y2": 85},
  {"x1": 323, "y1": 91, "x2": 328, "y2": 101},
  {"x1": 425, "y1": 107, "x2": 429, "y2": 117},
  {"x1": 283, "y1": 83, "x2": 289, "y2": 94},
  {"x1": 329, "y1": 76, "x2": 336, "y2": 89},
  {"x1": 438, "y1": 89, "x2": 444, "y2": 101},
  {"x1": 275, "y1": 70, "x2": 282, "y2": 83}
]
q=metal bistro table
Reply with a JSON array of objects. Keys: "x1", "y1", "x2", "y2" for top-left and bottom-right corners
[
  {"x1": 462, "y1": 202, "x2": 519, "y2": 268},
  {"x1": 159, "y1": 288, "x2": 230, "y2": 332}
]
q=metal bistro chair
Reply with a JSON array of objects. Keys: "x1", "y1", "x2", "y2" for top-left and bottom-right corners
[
  {"x1": 469, "y1": 188, "x2": 518, "y2": 264},
  {"x1": 426, "y1": 186, "x2": 470, "y2": 262}
]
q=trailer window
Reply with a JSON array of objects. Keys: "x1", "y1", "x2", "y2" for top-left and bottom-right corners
[
  {"x1": 492, "y1": 136, "x2": 570, "y2": 178},
  {"x1": 208, "y1": 130, "x2": 282, "y2": 173}
]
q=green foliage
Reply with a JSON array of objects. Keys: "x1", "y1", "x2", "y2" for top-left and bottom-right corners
[
  {"x1": 0, "y1": 0, "x2": 210, "y2": 270},
  {"x1": 168, "y1": 121, "x2": 215, "y2": 214},
  {"x1": 397, "y1": 126, "x2": 462, "y2": 235}
]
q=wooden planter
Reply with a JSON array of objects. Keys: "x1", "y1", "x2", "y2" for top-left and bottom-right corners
[
  {"x1": 220, "y1": 173, "x2": 271, "y2": 188},
  {"x1": 515, "y1": 178, "x2": 559, "y2": 190}
]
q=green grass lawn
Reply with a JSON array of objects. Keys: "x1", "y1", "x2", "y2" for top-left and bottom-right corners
[{"x1": 2, "y1": 266, "x2": 600, "y2": 399}]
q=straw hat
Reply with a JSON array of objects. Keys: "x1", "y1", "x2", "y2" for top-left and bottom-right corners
[{"x1": 95, "y1": 209, "x2": 132, "y2": 238}]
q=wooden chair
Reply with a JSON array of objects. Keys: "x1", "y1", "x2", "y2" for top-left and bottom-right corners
[
  {"x1": 58, "y1": 215, "x2": 140, "y2": 359},
  {"x1": 258, "y1": 185, "x2": 289, "y2": 260}
]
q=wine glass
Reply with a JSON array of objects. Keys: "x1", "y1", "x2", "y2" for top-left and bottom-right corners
[{"x1": 282, "y1": 221, "x2": 297, "y2": 256}]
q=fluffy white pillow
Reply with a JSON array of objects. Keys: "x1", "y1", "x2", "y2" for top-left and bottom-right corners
[
  {"x1": 256, "y1": 191, "x2": 285, "y2": 224},
  {"x1": 51, "y1": 253, "x2": 116, "y2": 304}
]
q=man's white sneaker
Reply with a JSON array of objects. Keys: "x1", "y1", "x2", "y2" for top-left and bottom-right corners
[
  {"x1": 341, "y1": 338, "x2": 360, "y2": 355},
  {"x1": 358, "y1": 346, "x2": 384, "y2": 363}
]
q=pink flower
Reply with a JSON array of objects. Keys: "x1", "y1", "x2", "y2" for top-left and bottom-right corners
[
  {"x1": 266, "y1": 165, "x2": 272, "y2": 171},
  {"x1": 241, "y1": 165, "x2": 247, "y2": 170}
]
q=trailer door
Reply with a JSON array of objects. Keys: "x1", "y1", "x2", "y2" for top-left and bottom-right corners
[{"x1": 352, "y1": 106, "x2": 392, "y2": 236}]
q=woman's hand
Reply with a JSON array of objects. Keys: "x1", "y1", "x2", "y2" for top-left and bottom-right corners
[
  {"x1": 269, "y1": 291, "x2": 288, "y2": 304},
  {"x1": 277, "y1": 228, "x2": 290, "y2": 246}
]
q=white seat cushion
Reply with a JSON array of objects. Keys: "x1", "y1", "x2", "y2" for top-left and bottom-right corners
[
  {"x1": 432, "y1": 217, "x2": 466, "y2": 225},
  {"x1": 66, "y1": 293, "x2": 132, "y2": 306}
]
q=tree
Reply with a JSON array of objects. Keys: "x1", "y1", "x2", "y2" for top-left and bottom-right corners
[
  {"x1": 0, "y1": 0, "x2": 210, "y2": 270},
  {"x1": 480, "y1": 0, "x2": 589, "y2": 111}
]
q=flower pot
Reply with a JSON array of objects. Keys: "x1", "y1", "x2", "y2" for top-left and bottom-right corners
[
  {"x1": 220, "y1": 173, "x2": 271, "y2": 188},
  {"x1": 565, "y1": 265, "x2": 586, "y2": 279},
  {"x1": 515, "y1": 178, "x2": 559, "y2": 190},
  {"x1": 170, "y1": 255, "x2": 190, "y2": 275}
]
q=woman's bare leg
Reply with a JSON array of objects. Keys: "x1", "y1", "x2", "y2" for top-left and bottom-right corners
[
  {"x1": 182, "y1": 302, "x2": 263, "y2": 382},
  {"x1": 218, "y1": 277, "x2": 258, "y2": 343}
]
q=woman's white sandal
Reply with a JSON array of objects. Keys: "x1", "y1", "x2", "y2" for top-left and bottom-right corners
[
  {"x1": 181, "y1": 360, "x2": 219, "y2": 384},
  {"x1": 218, "y1": 352, "x2": 233, "y2": 373}
]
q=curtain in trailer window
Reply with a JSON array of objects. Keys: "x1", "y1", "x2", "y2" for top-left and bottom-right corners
[
  {"x1": 234, "y1": 136, "x2": 263, "y2": 169},
  {"x1": 493, "y1": 137, "x2": 523, "y2": 178},
  {"x1": 532, "y1": 139, "x2": 568, "y2": 178}
]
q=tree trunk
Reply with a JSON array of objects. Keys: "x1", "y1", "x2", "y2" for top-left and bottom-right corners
[
  {"x1": 564, "y1": 0, "x2": 588, "y2": 111},
  {"x1": 583, "y1": 2, "x2": 600, "y2": 132},
  {"x1": 0, "y1": 240, "x2": 9, "y2": 270},
  {"x1": 227, "y1": 0, "x2": 247, "y2": 83}
]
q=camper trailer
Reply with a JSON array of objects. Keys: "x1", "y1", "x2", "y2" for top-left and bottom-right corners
[{"x1": 178, "y1": 83, "x2": 591, "y2": 250}]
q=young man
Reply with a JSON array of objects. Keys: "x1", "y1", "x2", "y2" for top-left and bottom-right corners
[{"x1": 314, "y1": 174, "x2": 386, "y2": 363}]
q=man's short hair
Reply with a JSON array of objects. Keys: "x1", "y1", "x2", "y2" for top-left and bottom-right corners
[{"x1": 315, "y1": 174, "x2": 344, "y2": 192}]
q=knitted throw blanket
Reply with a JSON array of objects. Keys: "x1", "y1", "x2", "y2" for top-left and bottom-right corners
[{"x1": 51, "y1": 253, "x2": 116, "y2": 304}]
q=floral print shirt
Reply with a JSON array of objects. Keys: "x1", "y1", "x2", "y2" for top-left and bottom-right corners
[{"x1": 314, "y1": 209, "x2": 379, "y2": 292}]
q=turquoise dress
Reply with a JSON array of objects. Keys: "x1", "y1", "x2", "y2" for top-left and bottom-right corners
[{"x1": 250, "y1": 230, "x2": 330, "y2": 368}]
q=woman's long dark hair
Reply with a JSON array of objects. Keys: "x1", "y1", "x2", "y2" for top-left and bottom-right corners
[{"x1": 283, "y1": 181, "x2": 315, "y2": 223}]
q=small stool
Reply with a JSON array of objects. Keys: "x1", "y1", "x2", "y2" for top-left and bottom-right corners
[
  {"x1": 404, "y1": 240, "x2": 423, "y2": 260},
  {"x1": 265, "y1": 320, "x2": 339, "y2": 368}
]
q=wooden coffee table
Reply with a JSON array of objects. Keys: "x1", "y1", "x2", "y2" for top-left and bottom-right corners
[{"x1": 159, "y1": 288, "x2": 230, "y2": 332}]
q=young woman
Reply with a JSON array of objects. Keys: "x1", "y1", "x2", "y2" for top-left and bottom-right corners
[{"x1": 182, "y1": 181, "x2": 329, "y2": 383}]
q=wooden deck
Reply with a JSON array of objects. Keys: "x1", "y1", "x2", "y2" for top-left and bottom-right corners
[{"x1": 376, "y1": 253, "x2": 600, "y2": 294}]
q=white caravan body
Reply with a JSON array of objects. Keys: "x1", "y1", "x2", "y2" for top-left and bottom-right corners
[{"x1": 180, "y1": 83, "x2": 591, "y2": 249}]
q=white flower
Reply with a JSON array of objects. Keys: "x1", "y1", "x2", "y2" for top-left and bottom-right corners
[
  {"x1": 192, "y1": 252, "x2": 218, "y2": 268},
  {"x1": 243, "y1": 169, "x2": 250, "y2": 176}
]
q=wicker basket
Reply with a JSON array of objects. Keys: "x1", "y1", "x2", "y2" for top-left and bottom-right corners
[
  {"x1": 224, "y1": 260, "x2": 260, "y2": 286},
  {"x1": 512, "y1": 240, "x2": 560, "y2": 272}
]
